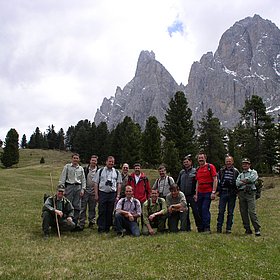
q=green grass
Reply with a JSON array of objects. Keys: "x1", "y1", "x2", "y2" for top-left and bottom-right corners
[{"x1": 0, "y1": 149, "x2": 279, "y2": 279}]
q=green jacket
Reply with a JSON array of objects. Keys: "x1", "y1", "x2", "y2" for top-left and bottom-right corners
[{"x1": 236, "y1": 169, "x2": 258, "y2": 191}]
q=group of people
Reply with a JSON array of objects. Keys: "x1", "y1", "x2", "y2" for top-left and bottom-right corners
[{"x1": 42, "y1": 152, "x2": 261, "y2": 238}]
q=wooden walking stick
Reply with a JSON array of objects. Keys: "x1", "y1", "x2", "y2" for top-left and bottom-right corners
[{"x1": 50, "y1": 173, "x2": 61, "y2": 241}]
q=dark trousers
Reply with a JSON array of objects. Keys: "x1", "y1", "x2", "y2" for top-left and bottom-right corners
[
  {"x1": 115, "y1": 213, "x2": 140, "y2": 236},
  {"x1": 79, "y1": 191, "x2": 96, "y2": 228},
  {"x1": 197, "y1": 192, "x2": 212, "y2": 231},
  {"x1": 97, "y1": 191, "x2": 116, "y2": 232},
  {"x1": 217, "y1": 190, "x2": 237, "y2": 230},
  {"x1": 42, "y1": 211, "x2": 75, "y2": 234},
  {"x1": 186, "y1": 195, "x2": 203, "y2": 231},
  {"x1": 168, "y1": 211, "x2": 188, "y2": 232}
]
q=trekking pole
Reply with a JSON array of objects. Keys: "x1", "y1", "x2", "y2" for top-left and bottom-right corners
[{"x1": 50, "y1": 172, "x2": 61, "y2": 241}]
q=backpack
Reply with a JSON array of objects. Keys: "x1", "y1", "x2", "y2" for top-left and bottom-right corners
[
  {"x1": 147, "y1": 198, "x2": 163, "y2": 216},
  {"x1": 98, "y1": 167, "x2": 119, "y2": 183},
  {"x1": 255, "y1": 178, "x2": 263, "y2": 199},
  {"x1": 121, "y1": 198, "x2": 138, "y2": 210}
]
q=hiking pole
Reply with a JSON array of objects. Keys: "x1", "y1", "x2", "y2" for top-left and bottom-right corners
[{"x1": 50, "y1": 172, "x2": 61, "y2": 241}]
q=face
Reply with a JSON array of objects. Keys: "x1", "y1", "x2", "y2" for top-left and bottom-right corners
[
  {"x1": 57, "y1": 191, "x2": 64, "y2": 200},
  {"x1": 125, "y1": 186, "x2": 133, "y2": 199},
  {"x1": 134, "y1": 166, "x2": 141, "y2": 175},
  {"x1": 72, "y1": 155, "x2": 80, "y2": 165},
  {"x1": 171, "y1": 188, "x2": 179, "y2": 198},
  {"x1": 183, "y1": 159, "x2": 192, "y2": 169},
  {"x1": 158, "y1": 168, "x2": 166, "y2": 178},
  {"x1": 151, "y1": 189, "x2": 159, "y2": 201},
  {"x1": 225, "y1": 157, "x2": 233, "y2": 168},
  {"x1": 242, "y1": 162, "x2": 250, "y2": 171},
  {"x1": 122, "y1": 164, "x2": 129, "y2": 174},
  {"x1": 106, "y1": 157, "x2": 115, "y2": 168},
  {"x1": 198, "y1": 154, "x2": 206, "y2": 166},
  {"x1": 90, "y1": 157, "x2": 97, "y2": 167}
]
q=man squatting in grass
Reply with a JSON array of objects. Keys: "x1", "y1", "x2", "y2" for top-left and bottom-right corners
[
  {"x1": 59, "y1": 153, "x2": 86, "y2": 231},
  {"x1": 42, "y1": 186, "x2": 75, "y2": 239}
]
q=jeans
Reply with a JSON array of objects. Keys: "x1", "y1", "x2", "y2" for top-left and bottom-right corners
[
  {"x1": 115, "y1": 213, "x2": 140, "y2": 236},
  {"x1": 186, "y1": 195, "x2": 202, "y2": 231},
  {"x1": 197, "y1": 192, "x2": 212, "y2": 231},
  {"x1": 97, "y1": 191, "x2": 116, "y2": 232},
  {"x1": 217, "y1": 190, "x2": 237, "y2": 230}
]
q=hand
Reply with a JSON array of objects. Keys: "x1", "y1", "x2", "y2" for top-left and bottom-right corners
[
  {"x1": 128, "y1": 213, "x2": 134, "y2": 222},
  {"x1": 80, "y1": 189, "x2": 85, "y2": 197},
  {"x1": 193, "y1": 194, "x2": 198, "y2": 202},
  {"x1": 95, "y1": 193, "x2": 99, "y2": 202},
  {"x1": 211, "y1": 193, "x2": 216, "y2": 200},
  {"x1": 168, "y1": 206, "x2": 173, "y2": 213},
  {"x1": 149, "y1": 228, "x2": 155, "y2": 235},
  {"x1": 55, "y1": 209, "x2": 63, "y2": 217},
  {"x1": 149, "y1": 214, "x2": 156, "y2": 221},
  {"x1": 115, "y1": 195, "x2": 120, "y2": 202}
]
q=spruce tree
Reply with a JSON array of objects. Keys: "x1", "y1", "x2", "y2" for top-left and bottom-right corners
[
  {"x1": 1, "y1": 128, "x2": 19, "y2": 168},
  {"x1": 21, "y1": 134, "x2": 27, "y2": 149}
]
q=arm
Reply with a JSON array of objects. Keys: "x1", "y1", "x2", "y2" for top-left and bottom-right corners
[
  {"x1": 211, "y1": 176, "x2": 218, "y2": 200},
  {"x1": 59, "y1": 165, "x2": 68, "y2": 187}
]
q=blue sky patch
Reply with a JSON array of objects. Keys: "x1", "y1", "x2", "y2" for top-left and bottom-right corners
[{"x1": 168, "y1": 20, "x2": 184, "y2": 37}]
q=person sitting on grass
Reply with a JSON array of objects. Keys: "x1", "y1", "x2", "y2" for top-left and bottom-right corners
[
  {"x1": 142, "y1": 189, "x2": 167, "y2": 235},
  {"x1": 166, "y1": 184, "x2": 188, "y2": 232},
  {"x1": 115, "y1": 185, "x2": 141, "y2": 237},
  {"x1": 42, "y1": 186, "x2": 75, "y2": 239}
]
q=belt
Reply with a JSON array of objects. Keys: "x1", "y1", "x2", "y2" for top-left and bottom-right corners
[{"x1": 66, "y1": 183, "x2": 81, "y2": 186}]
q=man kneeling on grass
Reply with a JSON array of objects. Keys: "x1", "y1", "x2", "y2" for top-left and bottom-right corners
[
  {"x1": 166, "y1": 184, "x2": 188, "y2": 232},
  {"x1": 115, "y1": 185, "x2": 141, "y2": 237},
  {"x1": 142, "y1": 189, "x2": 167, "y2": 235},
  {"x1": 42, "y1": 186, "x2": 75, "y2": 239}
]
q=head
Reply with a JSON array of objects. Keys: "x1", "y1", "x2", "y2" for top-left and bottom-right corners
[
  {"x1": 158, "y1": 164, "x2": 167, "y2": 178},
  {"x1": 169, "y1": 183, "x2": 180, "y2": 198},
  {"x1": 71, "y1": 153, "x2": 80, "y2": 166},
  {"x1": 106, "y1": 156, "x2": 115, "y2": 169},
  {"x1": 183, "y1": 154, "x2": 193, "y2": 169},
  {"x1": 242, "y1": 158, "x2": 251, "y2": 171},
  {"x1": 56, "y1": 186, "x2": 65, "y2": 200},
  {"x1": 225, "y1": 156, "x2": 234, "y2": 168},
  {"x1": 151, "y1": 188, "x2": 159, "y2": 202},
  {"x1": 197, "y1": 152, "x2": 207, "y2": 167},
  {"x1": 122, "y1": 163, "x2": 129, "y2": 174},
  {"x1": 90, "y1": 155, "x2": 98, "y2": 167},
  {"x1": 125, "y1": 185, "x2": 133, "y2": 199},
  {"x1": 134, "y1": 163, "x2": 141, "y2": 175}
]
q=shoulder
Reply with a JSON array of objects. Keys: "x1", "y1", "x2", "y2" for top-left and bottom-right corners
[{"x1": 133, "y1": 198, "x2": 141, "y2": 205}]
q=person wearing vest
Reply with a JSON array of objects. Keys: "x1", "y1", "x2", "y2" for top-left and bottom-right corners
[
  {"x1": 80, "y1": 155, "x2": 99, "y2": 230},
  {"x1": 216, "y1": 156, "x2": 239, "y2": 234},
  {"x1": 42, "y1": 186, "x2": 75, "y2": 239},
  {"x1": 152, "y1": 164, "x2": 174, "y2": 199},
  {"x1": 94, "y1": 156, "x2": 122, "y2": 233},
  {"x1": 59, "y1": 153, "x2": 86, "y2": 230},
  {"x1": 236, "y1": 158, "x2": 261, "y2": 236},
  {"x1": 142, "y1": 189, "x2": 167, "y2": 235},
  {"x1": 194, "y1": 151, "x2": 218, "y2": 233},
  {"x1": 115, "y1": 185, "x2": 141, "y2": 237},
  {"x1": 177, "y1": 155, "x2": 203, "y2": 232}
]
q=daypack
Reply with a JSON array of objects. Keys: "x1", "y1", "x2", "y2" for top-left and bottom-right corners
[
  {"x1": 255, "y1": 178, "x2": 263, "y2": 199},
  {"x1": 121, "y1": 198, "x2": 138, "y2": 211}
]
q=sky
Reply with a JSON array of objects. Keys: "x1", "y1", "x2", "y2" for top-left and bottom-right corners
[{"x1": 1, "y1": 0, "x2": 280, "y2": 143}]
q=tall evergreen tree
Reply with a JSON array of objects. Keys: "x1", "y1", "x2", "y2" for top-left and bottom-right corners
[
  {"x1": 197, "y1": 108, "x2": 226, "y2": 169},
  {"x1": 46, "y1": 125, "x2": 57, "y2": 149},
  {"x1": 28, "y1": 127, "x2": 45, "y2": 149},
  {"x1": 1, "y1": 128, "x2": 19, "y2": 168},
  {"x1": 141, "y1": 116, "x2": 161, "y2": 167},
  {"x1": 95, "y1": 122, "x2": 110, "y2": 165},
  {"x1": 21, "y1": 134, "x2": 27, "y2": 149},
  {"x1": 57, "y1": 128, "x2": 65, "y2": 150},
  {"x1": 162, "y1": 91, "x2": 196, "y2": 160}
]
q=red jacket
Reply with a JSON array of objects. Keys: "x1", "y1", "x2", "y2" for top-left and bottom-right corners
[{"x1": 127, "y1": 172, "x2": 151, "y2": 203}]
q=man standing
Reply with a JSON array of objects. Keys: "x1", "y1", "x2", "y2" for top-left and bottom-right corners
[
  {"x1": 94, "y1": 156, "x2": 122, "y2": 233},
  {"x1": 120, "y1": 163, "x2": 130, "y2": 198},
  {"x1": 194, "y1": 151, "x2": 218, "y2": 233},
  {"x1": 216, "y1": 156, "x2": 239, "y2": 234},
  {"x1": 127, "y1": 163, "x2": 151, "y2": 204},
  {"x1": 177, "y1": 155, "x2": 202, "y2": 232},
  {"x1": 166, "y1": 184, "x2": 188, "y2": 232},
  {"x1": 115, "y1": 185, "x2": 141, "y2": 237},
  {"x1": 236, "y1": 158, "x2": 261, "y2": 236},
  {"x1": 152, "y1": 164, "x2": 174, "y2": 199},
  {"x1": 42, "y1": 186, "x2": 75, "y2": 239},
  {"x1": 80, "y1": 155, "x2": 99, "y2": 230},
  {"x1": 59, "y1": 153, "x2": 86, "y2": 229},
  {"x1": 142, "y1": 189, "x2": 167, "y2": 235}
]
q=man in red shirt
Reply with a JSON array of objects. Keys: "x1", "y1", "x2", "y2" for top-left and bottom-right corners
[{"x1": 194, "y1": 152, "x2": 218, "y2": 233}]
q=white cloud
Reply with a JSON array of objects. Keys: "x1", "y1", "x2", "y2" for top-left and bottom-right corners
[{"x1": 0, "y1": 0, "x2": 280, "y2": 142}]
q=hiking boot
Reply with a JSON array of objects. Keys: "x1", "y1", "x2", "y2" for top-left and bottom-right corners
[
  {"x1": 226, "y1": 229, "x2": 232, "y2": 234},
  {"x1": 217, "y1": 228, "x2": 222, "y2": 233},
  {"x1": 245, "y1": 229, "x2": 253, "y2": 234},
  {"x1": 255, "y1": 231, "x2": 261, "y2": 237}
]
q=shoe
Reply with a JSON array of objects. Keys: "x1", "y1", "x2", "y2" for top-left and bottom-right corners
[
  {"x1": 43, "y1": 233, "x2": 49, "y2": 240},
  {"x1": 217, "y1": 228, "x2": 222, "y2": 233},
  {"x1": 72, "y1": 225, "x2": 83, "y2": 232},
  {"x1": 245, "y1": 229, "x2": 253, "y2": 234},
  {"x1": 226, "y1": 229, "x2": 231, "y2": 234},
  {"x1": 203, "y1": 228, "x2": 211, "y2": 234},
  {"x1": 117, "y1": 229, "x2": 126, "y2": 237},
  {"x1": 255, "y1": 231, "x2": 261, "y2": 236},
  {"x1": 88, "y1": 222, "x2": 94, "y2": 228}
]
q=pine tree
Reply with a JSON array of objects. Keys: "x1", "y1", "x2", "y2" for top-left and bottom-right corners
[
  {"x1": 1, "y1": 128, "x2": 19, "y2": 168},
  {"x1": 46, "y1": 125, "x2": 57, "y2": 149},
  {"x1": 162, "y1": 91, "x2": 196, "y2": 160},
  {"x1": 57, "y1": 128, "x2": 65, "y2": 150},
  {"x1": 21, "y1": 134, "x2": 27, "y2": 149},
  {"x1": 197, "y1": 108, "x2": 226, "y2": 169},
  {"x1": 95, "y1": 122, "x2": 110, "y2": 165},
  {"x1": 141, "y1": 116, "x2": 161, "y2": 167}
]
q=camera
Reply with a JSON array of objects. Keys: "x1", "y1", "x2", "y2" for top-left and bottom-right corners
[{"x1": 105, "y1": 180, "x2": 113, "y2": 187}]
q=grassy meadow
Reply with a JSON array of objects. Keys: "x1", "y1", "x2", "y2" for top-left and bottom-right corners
[{"x1": 0, "y1": 149, "x2": 279, "y2": 280}]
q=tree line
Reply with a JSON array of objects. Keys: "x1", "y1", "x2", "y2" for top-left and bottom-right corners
[{"x1": 1, "y1": 92, "x2": 279, "y2": 177}]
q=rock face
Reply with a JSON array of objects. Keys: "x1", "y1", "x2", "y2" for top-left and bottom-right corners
[
  {"x1": 187, "y1": 14, "x2": 280, "y2": 128},
  {"x1": 94, "y1": 51, "x2": 183, "y2": 129},
  {"x1": 95, "y1": 15, "x2": 280, "y2": 130}
]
